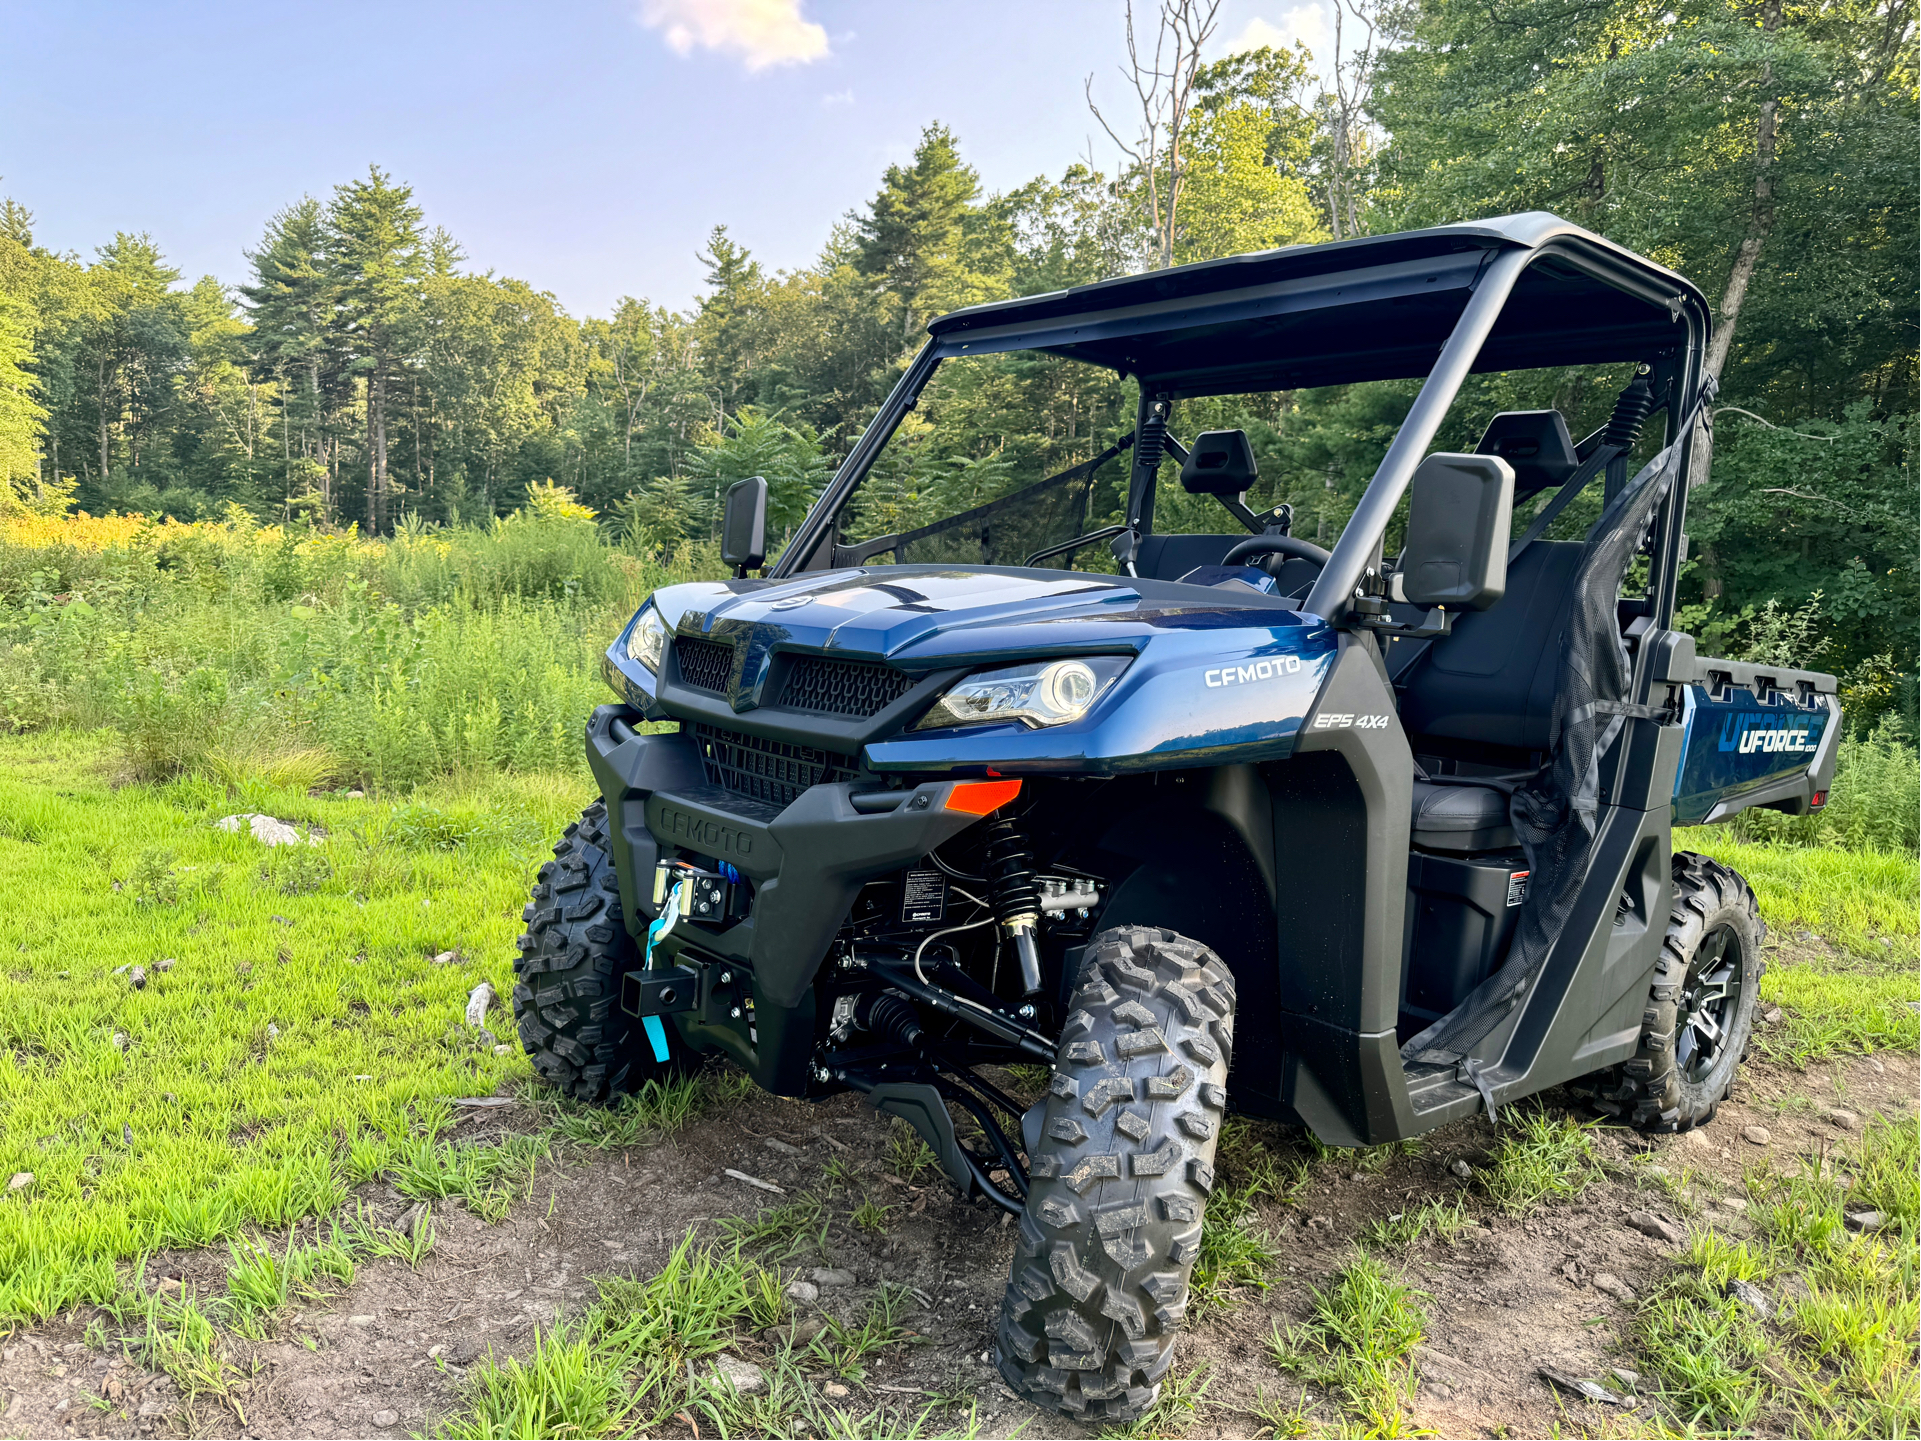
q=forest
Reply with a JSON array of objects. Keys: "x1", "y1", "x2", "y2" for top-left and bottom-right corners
[{"x1": 0, "y1": 0, "x2": 1914, "y2": 723}]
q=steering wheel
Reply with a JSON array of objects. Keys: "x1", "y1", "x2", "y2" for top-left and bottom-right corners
[{"x1": 1221, "y1": 534, "x2": 1332, "y2": 576}]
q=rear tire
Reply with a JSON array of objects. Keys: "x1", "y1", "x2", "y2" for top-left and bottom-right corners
[
  {"x1": 513, "y1": 800, "x2": 689, "y2": 1103},
  {"x1": 995, "y1": 926, "x2": 1235, "y2": 1422},
  {"x1": 1595, "y1": 851, "x2": 1764, "y2": 1133}
]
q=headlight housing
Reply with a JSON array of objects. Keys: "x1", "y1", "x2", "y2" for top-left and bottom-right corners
[
  {"x1": 914, "y1": 656, "x2": 1129, "y2": 731},
  {"x1": 625, "y1": 606, "x2": 669, "y2": 673}
]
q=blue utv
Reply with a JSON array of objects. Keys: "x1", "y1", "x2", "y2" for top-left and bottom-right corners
[{"x1": 514, "y1": 212, "x2": 1838, "y2": 1420}]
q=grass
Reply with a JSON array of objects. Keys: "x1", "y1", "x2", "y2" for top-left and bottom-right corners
[
  {"x1": 0, "y1": 727, "x2": 595, "y2": 1322},
  {"x1": 1267, "y1": 1255, "x2": 1435, "y2": 1437},
  {"x1": 438, "y1": 1233, "x2": 959, "y2": 1440},
  {"x1": 1634, "y1": 1117, "x2": 1919, "y2": 1437},
  {"x1": 1479, "y1": 1110, "x2": 1605, "y2": 1216}
]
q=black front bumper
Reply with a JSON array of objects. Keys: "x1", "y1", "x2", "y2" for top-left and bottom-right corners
[{"x1": 585, "y1": 703, "x2": 993, "y2": 1012}]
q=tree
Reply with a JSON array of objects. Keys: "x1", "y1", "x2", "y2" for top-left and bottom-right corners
[
  {"x1": 241, "y1": 198, "x2": 341, "y2": 515},
  {"x1": 326, "y1": 166, "x2": 424, "y2": 533},
  {"x1": 1086, "y1": 0, "x2": 1227, "y2": 269},
  {"x1": 693, "y1": 226, "x2": 766, "y2": 419},
  {"x1": 0, "y1": 288, "x2": 45, "y2": 492},
  {"x1": 852, "y1": 124, "x2": 1010, "y2": 340},
  {"x1": 1176, "y1": 46, "x2": 1329, "y2": 260}
]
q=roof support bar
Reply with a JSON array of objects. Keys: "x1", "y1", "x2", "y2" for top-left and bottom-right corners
[{"x1": 1302, "y1": 247, "x2": 1533, "y2": 625}]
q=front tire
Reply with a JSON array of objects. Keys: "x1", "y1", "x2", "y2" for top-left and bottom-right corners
[
  {"x1": 996, "y1": 926, "x2": 1236, "y2": 1422},
  {"x1": 513, "y1": 801, "x2": 689, "y2": 1103},
  {"x1": 1597, "y1": 851, "x2": 1764, "y2": 1133}
]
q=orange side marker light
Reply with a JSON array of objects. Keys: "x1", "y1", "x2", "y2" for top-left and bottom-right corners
[{"x1": 945, "y1": 778, "x2": 1023, "y2": 815}]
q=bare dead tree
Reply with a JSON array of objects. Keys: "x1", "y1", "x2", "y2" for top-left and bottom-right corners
[
  {"x1": 1321, "y1": 0, "x2": 1386, "y2": 240},
  {"x1": 1085, "y1": 0, "x2": 1225, "y2": 270}
]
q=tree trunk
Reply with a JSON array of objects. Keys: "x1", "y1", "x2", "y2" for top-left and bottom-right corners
[
  {"x1": 1705, "y1": 0, "x2": 1783, "y2": 383},
  {"x1": 372, "y1": 369, "x2": 390, "y2": 534}
]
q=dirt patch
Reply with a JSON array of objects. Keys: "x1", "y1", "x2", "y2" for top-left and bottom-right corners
[{"x1": 2, "y1": 1050, "x2": 1912, "y2": 1440}]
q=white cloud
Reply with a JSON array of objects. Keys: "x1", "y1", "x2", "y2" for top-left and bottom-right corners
[
  {"x1": 821, "y1": 88, "x2": 854, "y2": 107},
  {"x1": 1224, "y1": 6, "x2": 1332, "y2": 63},
  {"x1": 638, "y1": 0, "x2": 830, "y2": 71}
]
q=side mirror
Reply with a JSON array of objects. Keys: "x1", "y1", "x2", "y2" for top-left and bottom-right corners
[
  {"x1": 721, "y1": 477, "x2": 767, "y2": 577},
  {"x1": 1399, "y1": 453, "x2": 1513, "y2": 611}
]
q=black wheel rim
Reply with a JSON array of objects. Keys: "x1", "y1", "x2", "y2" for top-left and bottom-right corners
[{"x1": 1676, "y1": 925, "x2": 1744, "y2": 1085}]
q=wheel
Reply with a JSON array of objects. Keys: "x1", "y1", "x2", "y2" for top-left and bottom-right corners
[
  {"x1": 995, "y1": 926, "x2": 1236, "y2": 1422},
  {"x1": 512, "y1": 800, "x2": 690, "y2": 1103},
  {"x1": 1595, "y1": 852, "x2": 1765, "y2": 1133}
]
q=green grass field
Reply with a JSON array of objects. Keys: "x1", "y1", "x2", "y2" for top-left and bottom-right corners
[
  {"x1": 0, "y1": 729, "x2": 582, "y2": 1321},
  {"x1": 1, "y1": 726, "x2": 1912, "y2": 1337}
]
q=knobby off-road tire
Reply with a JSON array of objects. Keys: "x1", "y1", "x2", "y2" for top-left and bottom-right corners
[
  {"x1": 513, "y1": 801, "x2": 688, "y2": 1103},
  {"x1": 996, "y1": 926, "x2": 1236, "y2": 1422},
  {"x1": 1596, "y1": 851, "x2": 1764, "y2": 1133}
]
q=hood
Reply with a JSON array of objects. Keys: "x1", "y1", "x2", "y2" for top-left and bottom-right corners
[{"x1": 656, "y1": 564, "x2": 1316, "y2": 671}]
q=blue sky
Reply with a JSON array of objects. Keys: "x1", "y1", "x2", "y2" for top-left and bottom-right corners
[{"x1": 2, "y1": 1, "x2": 1340, "y2": 316}]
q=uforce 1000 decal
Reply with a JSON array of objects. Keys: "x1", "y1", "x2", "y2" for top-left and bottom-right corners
[{"x1": 1719, "y1": 712, "x2": 1819, "y2": 754}]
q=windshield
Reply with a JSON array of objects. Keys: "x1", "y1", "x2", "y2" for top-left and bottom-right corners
[
  {"x1": 835, "y1": 353, "x2": 1134, "y2": 570},
  {"x1": 819, "y1": 352, "x2": 1653, "y2": 575}
]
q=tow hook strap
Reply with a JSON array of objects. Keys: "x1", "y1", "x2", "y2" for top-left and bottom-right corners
[{"x1": 639, "y1": 886, "x2": 685, "y2": 1064}]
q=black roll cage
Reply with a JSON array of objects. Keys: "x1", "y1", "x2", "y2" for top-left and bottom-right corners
[{"x1": 769, "y1": 213, "x2": 1709, "y2": 634}]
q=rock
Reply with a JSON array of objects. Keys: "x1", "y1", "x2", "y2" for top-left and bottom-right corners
[
  {"x1": 1626, "y1": 1210, "x2": 1684, "y2": 1245},
  {"x1": 822, "y1": 1382, "x2": 849, "y2": 1399},
  {"x1": 1349, "y1": 1170, "x2": 1365, "y2": 1182},
  {"x1": 1539, "y1": 1366, "x2": 1631, "y2": 1407},
  {"x1": 494, "y1": 1044, "x2": 512, "y2": 1056},
  {"x1": 7, "y1": 1172, "x2": 31, "y2": 1193},
  {"x1": 216, "y1": 813, "x2": 321, "y2": 847},
  {"x1": 465, "y1": 982, "x2": 495, "y2": 1027},
  {"x1": 811, "y1": 1267, "x2": 856, "y2": 1288},
  {"x1": 431, "y1": 950, "x2": 460, "y2": 965},
  {"x1": 128, "y1": 966, "x2": 147, "y2": 989},
  {"x1": 1450, "y1": 1159, "x2": 1473, "y2": 1179},
  {"x1": 1682, "y1": 1128, "x2": 1714, "y2": 1150},
  {"x1": 154, "y1": 958, "x2": 175, "y2": 972},
  {"x1": 372, "y1": 1409, "x2": 399, "y2": 1428},
  {"x1": 1868, "y1": 1058, "x2": 1886, "y2": 1074},
  {"x1": 447, "y1": 1337, "x2": 483, "y2": 1365},
  {"x1": 1306, "y1": 1215, "x2": 1334, "y2": 1231},
  {"x1": 764, "y1": 1138, "x2": 801, "y2": 1155},
  {"x1": 1762, "y1": 1007, "x2": 1783, "y2": 1025},
  {"x1": 1644, "y1": 1164, "x2": 1671, "y2": 1178},
  {"x1": 1608, "y1": 1366, "x2": 1640, "y2": 1390},
  {"x1": 266, "y1": 1023, "x2": 280, "y2": 1040},
  {"x1": 1593, "y1": 1273, "x2": 1637, "y2": 1304},
  {"x1": 784, "y1": 1280, "x2": 819, "y2": 1305},
  {"x1": 349, "y1": 1314, "x2": 376, "y2": 1327},
  {"x1": 1742, "y1": 1125, "x2": 1771, "y2": 1146},
  {"x1": 1844, "y1": 1209, "x2": 1886, "y2": 1234},
  {"x1": 1424, "y1": 1380, "x2": 1455, "y2": 1401},
  {"x1": 112, "y1": 1032, "x2": 128, "y2": 1052},
  {"x1": 138, "y1": 1401, "x2": 170, "y2": 1419},
  {"x1": 1825, "y1": 1108, "x2": 1858, "y2": 1130},
  {"x1": 1716, "y1": 1195, "x2": 1748, "y2": 1213},
  {"x1": 712, "y1": 1353, "x2": 765, "y2": 1395},
  {"x1": 1726, "y1": 1278, "x2": 1772, "y2": 1318}
]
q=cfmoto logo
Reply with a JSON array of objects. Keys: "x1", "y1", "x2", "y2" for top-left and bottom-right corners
[{"x1": 1204, "y1": 655, "x2": 1302, "y2": 687}]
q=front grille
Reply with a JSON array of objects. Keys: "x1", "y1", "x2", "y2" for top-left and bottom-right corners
[
  {"x1": 675, "y1": 637, "x2": 734, "y2": 693},
  {"x1": 688, "y1": 722, "x2": 858, "y2": 812},
  {"x1": 780, "y1": 656, "x2": 915, "y2": 718}
]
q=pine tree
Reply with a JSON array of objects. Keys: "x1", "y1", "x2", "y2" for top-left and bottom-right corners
[{"x1": 326, "y1": 166, "x2": 424, "y2": 533}]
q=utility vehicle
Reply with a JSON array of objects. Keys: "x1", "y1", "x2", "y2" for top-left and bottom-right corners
[{"x1": 514, "y1": 212, "x2": 1838, "y2": 1419}]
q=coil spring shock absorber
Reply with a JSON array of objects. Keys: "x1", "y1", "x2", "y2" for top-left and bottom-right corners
[
  {"x1": 981, "y1": 815, "x2": 1046, "y2": 995},
  {"x1": 1605, "y1": 367, "x2": 1657, "y2": 450},
  {"x1": 1135, "y1": 397, "x2": 1170, "y2": 475}
]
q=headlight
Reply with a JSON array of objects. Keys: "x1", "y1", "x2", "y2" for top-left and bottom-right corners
[
  {"x1": 625, "y1": 606, "x2": 669, "y2": 673},
  {"x1": 914, "y1": 656, "x2": 1129, "y2": 731}
]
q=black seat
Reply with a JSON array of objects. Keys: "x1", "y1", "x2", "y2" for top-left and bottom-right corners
[
  {"x1": 1397, "y1": 540, "x2": 1584, "y2": 753},
  {"x1": 1411, "y1": 779, "x2": 1515, "y2": 851},
  {"x1": 1137, "y1": 532, "x2": 1243, "y2": 582},
  {"x1": 1398, "y1": 539, "x2": 1585, "y2": 851}
]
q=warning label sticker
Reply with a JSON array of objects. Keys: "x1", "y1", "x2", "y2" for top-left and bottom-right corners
[
  {"x1": 1506, "y1": 870, "x2": 1530, "y2": 907},
  {"x1": 901, "y1": 869, "x2": 947, "y2": 923}
]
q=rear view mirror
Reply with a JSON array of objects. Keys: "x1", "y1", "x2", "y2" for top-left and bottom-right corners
[
  {"x1": 721, "y1": 477, "x2": 768, "y2": 577},
  {"x1": 1399, "y1": 454, "x2": 1513, "y2": 611}
]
